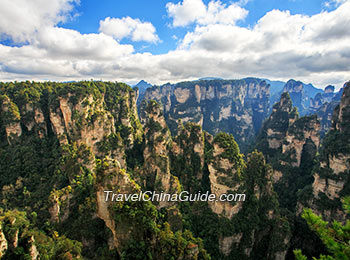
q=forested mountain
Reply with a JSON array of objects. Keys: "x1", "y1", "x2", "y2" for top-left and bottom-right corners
[
  {"x1": 0, "y1": 80, "x2": 349, "y2": 259},
  {"x1": 141, "y1": 78, "x2": 270, "y2": 151},
  {"x1": 141, "y1": 78, "x2": 343, "y2": 152}
]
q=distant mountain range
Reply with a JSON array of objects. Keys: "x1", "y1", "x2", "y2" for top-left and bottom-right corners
[
  {"x1": 133, "y1": 80, "x2": 152, "y2": 94},
  {"x1": 139, "y1": 77, "x2": 342, "y2": 150}
]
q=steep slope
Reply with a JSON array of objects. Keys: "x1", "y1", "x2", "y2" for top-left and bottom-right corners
[
  {"x1": 0, "y1": 81, "x2": 209, "y2": 259},
  {"x1": 312, "y1": 86, "x2": 343, "y2": 137},
  {"x1": 142, "y1": 78, "x2": 270, "y2": 150},
  {"x1": 255, "y1": 92, "x2": 320, "y2": 210},
  {"x1": 300, "y1": 81, "x2": 350, "y2": 223}
]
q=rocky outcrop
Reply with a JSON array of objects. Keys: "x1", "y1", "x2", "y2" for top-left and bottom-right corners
[
  {"x1": 0, "y1": 228, "x2": 7, "y2": 257},
  {"x1": 219, "y1": 234, "x2": 242, "y2": 257},
  {"x1": 49, "y1": 95, "x2": 115, "y2": 154},
  {"x1": 142, "y1": 78, "x2": 270, "y2": 150},
  {"x1": 305, "y1": 82, "x2": 350, "y2": 222},
  {"x1": 256, "y1": 92, "x2": 298, "y2": 158},
  {"x1": 28, "y1": 236, "x2": 39, "y2": 260},
  {"x1": 170, "y1": 122, "x2": 205, "y2": 192},
  {"x1": 310, "y1": 85, "x2": 343, "y2": 136},
  {"x1": 0, "y1": 95, "x2": 22, "y2": 145},
  {"x1": 96, "y1": 157, "x2": 139, "y2": 253},
  {"x1": 282, "y1": 80, "x2": 310, "y2": 115},
  {"x1": 257, "y1": 91, "x2": 321, "y2": 168},
  {"x1": 315, "y1": 100, "x2": 340, "y2": 137},
  {"x1": 281, "y1": 115, "x2": 320, "y2": 167},
  {"x1": 206, "y1": 133, "x2": 245, "y2": 219},
  {"x1": 140, "y1": 100, "x2": 180, "y2": 207}
]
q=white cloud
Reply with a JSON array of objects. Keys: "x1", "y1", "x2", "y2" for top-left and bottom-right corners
[
  {"x1": 0, "y1": 0, "x2": 349, "y2": 89},
  {"x1": 99, "y1": 17, "x2": 160, "y2": 43},
  {"x1": 0, "y1": 0, "x2": 78, "y2": 42},
  {"x1": 35, "y1": 27, "x2": 134, "y2": 59},
  {"x1": 166, "y1": 0, "x2": 248, "y2": 27},
  {"x1": 324, "y1": 0, "x2": 348, "y2": 8},
  {"x1": 166, "y1": 0, "x2": 206, "y2": 27}
]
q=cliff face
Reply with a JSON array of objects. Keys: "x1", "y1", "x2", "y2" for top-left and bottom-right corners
[
  {"x1": 139, "y1": 100, "x2": 180, "y2": 207},
  {"x1": 281, "y1": 115, "x2": 320, "y2": 167},
  {"x1": 142, "y1": 78, "x2": 270, "y2": 150},
  {"x1": 170, "y1": 122, "x2": 205, "y2": 193},
  {"x1": 3, "y1": 80, "x2": 348, "y2": 259},
  {"x1": 256, "y1": 92, "x2": 298, "y2": 158},
  {"x1": 304, "y1": 82, "x2": 350, "y2": 222},
  {"x1": 206, "y1": 133, "x2": 245, "y2": 219},
  {"x1": 0, "y1": 81, "x2": 211, "y2": 259},
  {"x1": 255, "y1": 92, "x2": 321, "y2": 214},
  {"x1": 282, "y1": 80, "x2": 310, "y2": 115},
  {"x1": 310, "y1": 85, "x2": 343, "y2": 137}
]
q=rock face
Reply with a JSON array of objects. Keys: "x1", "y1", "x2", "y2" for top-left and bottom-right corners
[
  {"x1": 281, "y1": 115, "x2": 320, "y2": 167},
  {"x1": 206, "y1": 133, "x2": 245, "y2": 219},
  {"x1": 142, "y1": 78, "x2": 270, "y2": 150},
  {"x1": 281, "y1": 79, "x2": 315, "y2": 116},
  {"x1": 255, "y1": 92, "x2": 321, "y2": 215},
  {"x1": 310, "y1": 86, "x2": 343, "y2": 136},
  {"x1": 277, "y1": 79, "x2": 330, "y2": 116},
  {"x1": 280, "y1": 80, "x2": 342, "y2": 136},
  {"x1": 256, "y1": 92, "x2": 298, "y2": 158},
  {"x1": 170, "y1": 122, "x2": 205, "y2": 192},
  {"x1": 304, "y1": 81, "x2": 350, "y2": 222},
  {"x1": 139, "y1": 100, "x2": 180, "y2": 207},
  {"x1": 0, "y1": 228, "x2": 7, "y2": 257},
  {"x1": 257, "y1": 92, "x2": 320, "y2": 167},
  {"x1": 0, "y1": 95, "x2": 22, "y2": 145}
]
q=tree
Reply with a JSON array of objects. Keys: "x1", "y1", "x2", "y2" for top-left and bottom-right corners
[{"x1": 294, "y1": 197, "x2": 350, "y2": 260}]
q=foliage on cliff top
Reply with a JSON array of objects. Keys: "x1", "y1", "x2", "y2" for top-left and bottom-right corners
[
  {"x1": 0, "y1": 209, "x2": 82, "y2": 259},
  {"x1": 294, "y1": 196, "x2": 350, "y2": 260}
]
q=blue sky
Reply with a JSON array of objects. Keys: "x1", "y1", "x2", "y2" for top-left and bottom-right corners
[
  {"x1": 0, "y1": 0, "x2": 349, "y2": 88},
  {"x1": 61, "y1": 0, "x2": 330, "y2": 54}
]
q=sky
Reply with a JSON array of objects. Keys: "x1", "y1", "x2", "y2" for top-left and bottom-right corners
[{"x1": 0, "y1": 0, "x2": 349, "y2": 89}]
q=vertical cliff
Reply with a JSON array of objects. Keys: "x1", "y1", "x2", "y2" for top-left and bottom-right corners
[
  {"x1": 142, "y1": 78, "x2": 270, "y2": 150},
  {"x1": 170, "y1": 121, "x2": 205, "y2": 193},
  {"x1": 255, "y1": 92, "x2": 321, "y2": 211},
  {"x1": 301, "y1": 81, "x2": 350, "y2": 223},
  {"x1": 139, "y1": 100, "x2": 180, "y2": 207}
]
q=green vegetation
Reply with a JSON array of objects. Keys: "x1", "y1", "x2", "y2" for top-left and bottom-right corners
[
  {"x1": 294, "y1": 197, "x2": 350, "y2": 260},
  {"x1": 0, "y1": 80, "x2": 347, "y2": 259},
  {"x1": 0, "y1": 209, "x2": 82, "y2": 259}
]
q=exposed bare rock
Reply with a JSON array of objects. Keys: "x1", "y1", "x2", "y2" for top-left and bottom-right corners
[
  {"x1": 0, "y1": 95, "x2": 22, "y2": 144},
  {"x1": 171, "y1": 122, "x2": 205, "y2": 192},
  {"x1": 28, "y1": 236, "x2": 39, "y2": 260},
  {"x1": 256, "y1": 92, "x2": 298, "y2": 158},
  {"x1": 219, "y1": 234, "x2": 242, "y2": 256},
  {"x1": 329, "y1": 154, "x2": 349, "y2": 174},
  {"x1": 281, "y1": 115, "x2": 320, "y2": 167},
  {"x1": 207, "y1": 134, "x2": 245, "y2": 219},
  {"x1": 48, "y1": 189, "x2": 72, "y2": 223},
  {"x1": 174, "y1": 88, "x2": 190, "y2": 103},
  {"x1": 0, "y1": 228, "x2": 8, "y2": 257},
  {"x1": 143, "y1": 78, "x2": 270, "y2": 150},
  {"x1": 302, "y1": 81, "x2": 350, "y2": 223},
  {"x1": 140, "y1": 100, "x2": 180, "y2": 207},
  {"x1": 96, "y1": 158, "x2": 137, "y2": 252}
]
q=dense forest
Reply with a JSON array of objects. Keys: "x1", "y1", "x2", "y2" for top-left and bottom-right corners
[{"x1": 0, "y1": 80, "x2": 349, "y2": 259}]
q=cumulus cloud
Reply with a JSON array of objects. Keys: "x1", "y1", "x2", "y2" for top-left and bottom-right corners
[
  {"x1": 35, "y1": 27, "x2": 134, "y2": 59},
  {"x1": 166, "y1": 0, "x2": 248, "y2": 27},
  {"x1": 99, "y1": 17, "x2": 160, "y2": 43},
  {"x1": 0, "y1": 0, "x2": 349, "y2": 89},
  {"x1": 324, "y1": 0, "x2": 348, "y2": 8},
  {"x1": 0, "y1": 0, "x2": 78, "y2": 42}
]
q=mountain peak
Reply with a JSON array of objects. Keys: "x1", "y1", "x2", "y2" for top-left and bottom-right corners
[
  {"x1": 134, "y1": 80, "x2": 152, "y2": 94},
  {"x1": 325, "y1": 85, "x2": 335, "y2": 93}
]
